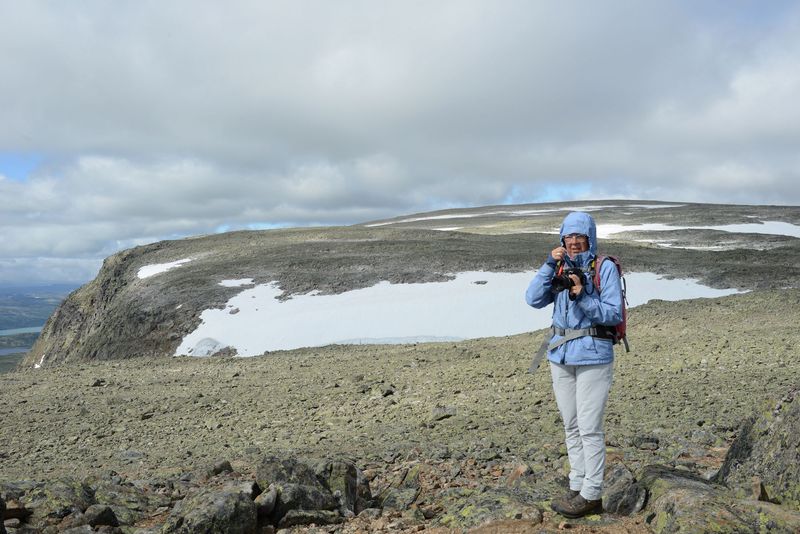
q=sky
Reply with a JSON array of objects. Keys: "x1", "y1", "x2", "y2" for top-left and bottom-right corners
[{"x1": 1, "y1": 0, "x2": 800, "y2": 285}]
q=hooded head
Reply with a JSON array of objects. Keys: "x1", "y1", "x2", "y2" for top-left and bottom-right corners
[{"x1": 559, "y1": 211, "x2": 598, "y2": 258}]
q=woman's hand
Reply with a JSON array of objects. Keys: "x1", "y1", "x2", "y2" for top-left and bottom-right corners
[
  {"x1": 551, "y1": 246, "x2": 568, "y2": 262},
  {"x1": 568, "y1": 273, "x2": 583, "y2": 298}
]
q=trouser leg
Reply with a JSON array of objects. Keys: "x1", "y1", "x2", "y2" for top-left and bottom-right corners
[
  {"x1": 575, "y1": 363, "x2": 613, "y2": 501},
  {"x1": 550, "y1": 362, "x2": 583, "y2": 492}
]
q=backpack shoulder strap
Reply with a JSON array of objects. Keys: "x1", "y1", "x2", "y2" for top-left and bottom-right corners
[{"x1": 593, "y1": 254, "x2": 622, "y2": 291}]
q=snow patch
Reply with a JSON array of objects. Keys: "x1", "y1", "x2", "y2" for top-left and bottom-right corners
[
  {"x1": 33, "y1": 353, "x2": 45, "y2": 369},
  {"x1": 176, "y1": 271, "x2": 741, "y2": 357},
  {"x1": 219, "y1": 278, "x2": 255, "y2": 287},
  {"x1": 138, "y1": 258, "x2": 192, "y2": 279},
  {"x1": 598, "y1": 221, "x2": 800, "y2": 239}
]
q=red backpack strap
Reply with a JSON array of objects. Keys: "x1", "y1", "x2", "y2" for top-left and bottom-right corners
[{"x1": 593, "y1": 255, "x2": 605, "y2": 290}]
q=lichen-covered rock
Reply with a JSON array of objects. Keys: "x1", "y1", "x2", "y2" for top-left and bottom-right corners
[
  {"x1": 313, "y1": 458, "x2": 372, "y2": 514},
  {"x1": 278, "y1": 508, "x2": 343, "y2": 528},
  {"x1": 271, "y1": 483, "x2": 338, "y2": 524},
  {"x1": 602, "y1": 463, "x2": 646, "y2": 515},
  {"x1": 19, "y1": 478, "x2": 95, "y2": 527},
  {"x1": 92, "y1": 480, "x2": 169, "y2": 526},
  {"x1": 718, "y1": 388, "x2": 800, "y2": 509},
  {"x1": 255, "y1": 456, "x2": 323, "y2": 491},
  {"x1": 431, "y1": 487, "x2": 543, "y2": 530},
  {"x1": 639, "y1": 464, "x2": 800, "y2": 533},
  {"x1": 160, "y1": 487, "x2": 256, "y2": 534},
  {"x1": 255, "y1": 455, "x2": 367, "y2": 525},
  {"x1": 379, "y1": 463, "x2": 422, "y2": 511}
]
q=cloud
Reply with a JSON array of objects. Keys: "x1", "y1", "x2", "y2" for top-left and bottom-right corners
[{"x1": 0, "y1": 0, "x2": 799, "y2": 284}]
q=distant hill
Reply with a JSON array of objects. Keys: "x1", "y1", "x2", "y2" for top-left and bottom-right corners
[
  {"x1": 21, "y1": 200, "x2": 800, "y2": 368},
  {"x1": 0, "y1": 284, "x2": 77, "y2": 331}
]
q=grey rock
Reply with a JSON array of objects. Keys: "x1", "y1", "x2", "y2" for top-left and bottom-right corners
[
  {"x1": 209, "y1": 460, "x2": 233, "y2": 476},
  {"x1": 255, "y1": 456, "x2": 323, "y2": 491},
  {"x1": 92, "y1": 480, "x2": 168, "y2": 526},
  {"x1": 431, "y1": 405, "x2": 456, "y2": 421},
  {"x1": 272, "y1": 483, "x2": 338, "y2": 524},
  {"x1": 718, "y1": 388, "x2": 800, "y2": 508},
  {"x1": 431, "y1": 487, "x2": 543, "y2": 529},
  {"x1": 633, "y1": 435, "x2": 660, "y2": 450},
  {"x1": 638, "y1": 464, "x2": 800, "y2": 533},
  {"x1": 161, "y1": 487, "x2": 256, "y2": 534},
  {"x1": 277, "y1": 508, "x2": 343, "y2": 528},
  {"x1": 84, "y1": 504, "x2": 119, "y2": 527},
  {"x1": 20, "y1": 478, "x2": 94, "y2": 526},
  {"x1": 254, "y1": 486, "x2": 277, "y2": 518},
  {"x1": 380, "y1": 487, "x2": 420, "y2": 511},
  {"x1": 602, "y1": 464, "x2": 646, "y2": 515}
]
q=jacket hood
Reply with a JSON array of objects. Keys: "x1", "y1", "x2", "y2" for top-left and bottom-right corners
[{"x1": 560, "y1": 211, "x2": 598, "y2": 256}]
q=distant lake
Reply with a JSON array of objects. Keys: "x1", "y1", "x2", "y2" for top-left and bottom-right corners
[
  {"x1": 0, "y1": 347, "x2": 28, "y2": 356},
  {"x1": 0, "y1": 326, "x2": 43, "y2": 336}
]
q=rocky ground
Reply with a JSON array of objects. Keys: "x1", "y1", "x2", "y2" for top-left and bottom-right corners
[{"x1": 3, "y1": 288, "x2": 800, "y2": 532}]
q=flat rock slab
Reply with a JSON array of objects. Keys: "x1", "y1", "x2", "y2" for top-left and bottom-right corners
[{"x1": 639, "y1": 464, "x2": 800, "y2": 533}]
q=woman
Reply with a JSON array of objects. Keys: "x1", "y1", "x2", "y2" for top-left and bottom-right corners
[{"x1": 525, "y1": 211, "x2": 623, "y2": 518}]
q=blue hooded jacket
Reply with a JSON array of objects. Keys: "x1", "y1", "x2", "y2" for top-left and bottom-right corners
[{"x1": 525, "y1": 212, "x2": 623, "y2": 365}]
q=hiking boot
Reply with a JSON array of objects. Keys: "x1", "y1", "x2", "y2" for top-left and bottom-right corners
[
  {"x1": 549, "y1": 489, "x2": 580, "y2": 513},
  {"x1": 551, "y1": 494, "x2": 602, "y2": 518}
]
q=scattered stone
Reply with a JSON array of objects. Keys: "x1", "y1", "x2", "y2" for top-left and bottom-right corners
[
  {"x1": 633, "y1": 435, "x2": 660, "y2": 450},
  {"x1": 431, "y1": 405, "x2": 456, "y2": 421},
  {"x1": 210, "y1": 460, "x2": 233, "y2": 476}
]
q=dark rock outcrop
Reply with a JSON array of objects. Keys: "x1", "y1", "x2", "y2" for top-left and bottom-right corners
[
  {"x1": 602, "y1": 463, "x2": 646, "y2": 515},
  {"x1": 161, "y1": 486, "x2": 257, "y2": 534},
  {"x1": 255, "y1": 455, "x2": 371, "y2": 526},
  {"x1": 639, "y1": 464, "x2": 800, "y2": 533},
  {"x1": 717, "y1": 388, "x2": 800, "y2": 509}
]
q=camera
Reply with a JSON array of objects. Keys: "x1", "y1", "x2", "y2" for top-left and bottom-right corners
[{"x1": 551, "y1": 267, "x2": 585, "y2": 292}]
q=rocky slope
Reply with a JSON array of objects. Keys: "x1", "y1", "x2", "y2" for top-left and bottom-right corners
[
  {"x1": 3, "y1": 289, "x2": 800, "y2": 531},
  {"x1": 21, "y1": 200, "x2": 800, "y2": 368}
]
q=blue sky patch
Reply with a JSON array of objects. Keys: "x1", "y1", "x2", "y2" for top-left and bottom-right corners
[{"x1": 0, "y1": 152, "x2": 44, "y2": 181}]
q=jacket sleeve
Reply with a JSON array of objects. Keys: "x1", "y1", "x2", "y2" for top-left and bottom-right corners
[
  {"x1": 525, "y1": 257, "x2": 558, "y2": 309},
  {"x1": 575, "y1": 259, "x2": 623, "y2": 326}
]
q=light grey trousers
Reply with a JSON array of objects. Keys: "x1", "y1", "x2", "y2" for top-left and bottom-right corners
[{"x1": 549, "y1": 361, "x2": 613, "y2": 501}]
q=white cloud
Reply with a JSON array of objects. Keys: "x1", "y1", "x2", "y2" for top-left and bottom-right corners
[{"x1": 0, "y1": 1, "x2": 799, "y2": 284}]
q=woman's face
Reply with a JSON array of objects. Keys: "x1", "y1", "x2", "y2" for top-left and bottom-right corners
[{"x1": 564, "y1": 233, "x2": 589, "y2": 257}]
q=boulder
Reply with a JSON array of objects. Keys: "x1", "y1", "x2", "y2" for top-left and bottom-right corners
[
  {"x1": 602, "y1": 463, "x2": 646, "y2": 515},
  {"x1": 161, "y1": 486, "x2": 256, "y2": 534},
  {"x1": 639, "y1": 464, "x2": 800, "y2": 533},
  {"x1": 19, "y1": 478, "x2": 94, "y2": 527},
  {"x1": 92, "y1": 479, "x2": 169, "y2": 526},
  {"x1": 379, "y1": 463, "x2": 423, "y2": 512},
  {"x1": 255, "y1": 455, "x2": 369, "y2": 525},
  {"x1": 718, "y1": 388, "x2": 800, "y2": 509},
  {"x1": 255, "y1": 456, "x2": 322, "y2": 490},
  {"x1": 271, "y1": 483, "x2": 338, "y2": 524}
]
